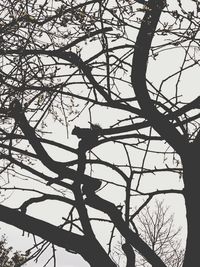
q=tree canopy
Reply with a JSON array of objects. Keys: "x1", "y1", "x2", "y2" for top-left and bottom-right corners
[{"x1": 0, "y1": 0, "x2": 199, "y2": 266}]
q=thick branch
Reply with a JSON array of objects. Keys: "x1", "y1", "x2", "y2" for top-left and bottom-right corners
[
  {"x1": 0, "y1": 205, "x2": 116, "y2": 267},
  {"x1": 72, "y1": 133, "x2": 97, "y2": 237},
  {"x1": 122, "y1": 243, "x2": 136, "y2": 267},
  {"x1": 6, "y1": 100, "x2": 101, "y2": 189},
  {"x1": 131, "y1": 0, "x2": 187, "y2": 154},
  {"x1": 85, "y1": 195, "x2": 166, "y2": 267}
]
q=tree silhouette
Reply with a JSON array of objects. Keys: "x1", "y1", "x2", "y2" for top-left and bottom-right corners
[
  {"x1": 0, "y1": 0, "x2": 199, "y2": 266},
  {"x1": 135, "y1": 201, "x2": 184, "y2": 267},
  {"x1": 0, "y1": 234, "x2": 28, "y2": 267},
  {"x1": 114, "y1": 200, "x2": 184, "y2": 267}
]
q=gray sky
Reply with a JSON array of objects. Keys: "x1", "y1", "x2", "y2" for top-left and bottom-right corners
[{"x1": 1, "y1": 0, "x2": 198, "y2": 266}]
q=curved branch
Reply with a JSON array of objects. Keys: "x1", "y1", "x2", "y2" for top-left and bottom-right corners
[
  {"x1": 57, "y1": 27, "x2": 113, "y2": 52},
  {"x1": 20, "y1": 194, "x2": 75, "y2": 213},
  {"x1": 131, "y1": 0, "x2": 187, "y2": 154},
  {"x1": 0, "y1": 50, "x2": 110, "y2": 101}
]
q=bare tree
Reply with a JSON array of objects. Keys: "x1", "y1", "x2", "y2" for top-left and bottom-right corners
[
  {"x1": 0, "y1": 0, "x2": 199, "y2": 266},
  {"x1": 135, "y1": 201, "x2": 184, "y2": 267},
  {"x1": 113, "y1": 200, "x2": 184, "y2": 267}
]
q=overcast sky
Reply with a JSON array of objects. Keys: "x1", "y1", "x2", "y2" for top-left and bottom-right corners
[{"x1": 1, "y1": 0, "x2": 199, "y2": 266}]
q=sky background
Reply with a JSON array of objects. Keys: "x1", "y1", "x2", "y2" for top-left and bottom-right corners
[{"x1": 1, "y1": 0, "x2": 199, "y2": 266}]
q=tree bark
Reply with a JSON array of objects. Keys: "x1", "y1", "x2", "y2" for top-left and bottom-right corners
[
  {"x1": 182, "y1": 146, "x2": 200, "y2": 267},
  {"x1": 0, "y1": 205, "x2": 116, "y2": 267}
]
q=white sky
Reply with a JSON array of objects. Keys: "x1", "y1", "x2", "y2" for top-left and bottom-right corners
[{"x1": 1, "y1": 0, "x2": 199, "y2": 266}]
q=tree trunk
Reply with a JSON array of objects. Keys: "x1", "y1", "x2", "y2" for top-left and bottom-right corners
[{"x1": 182, "y1": 147, "x2": 200, "y2": 267}]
